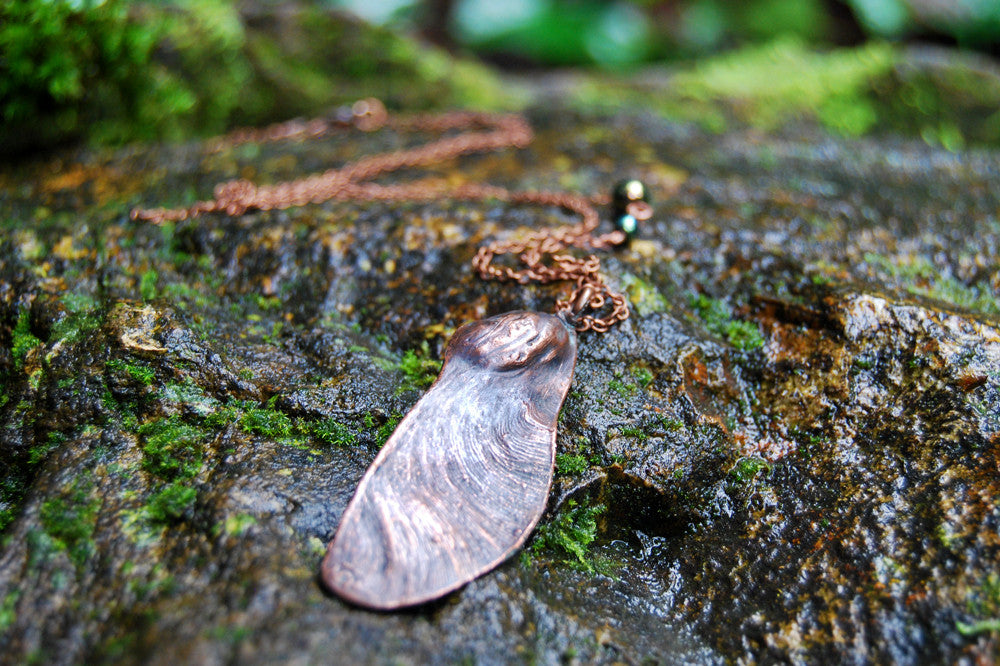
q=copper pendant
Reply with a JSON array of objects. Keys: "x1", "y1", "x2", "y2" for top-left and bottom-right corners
[{"x1": 322, "y1": 311, "x2": 578, "y2": 609}]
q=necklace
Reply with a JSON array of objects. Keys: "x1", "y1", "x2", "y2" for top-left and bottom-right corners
[{"x1": 132, "y1": 99, "x2": 653, "y2": 609}]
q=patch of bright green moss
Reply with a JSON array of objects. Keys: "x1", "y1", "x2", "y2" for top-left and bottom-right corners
[
  {"x1": 140, "y1": 415, "x2": 206, "y2": 480},
  {"x1": 620, "y1": 425, "x2": 649, "y2": 442},
  {"x1": 146, "y1": 482, "x2": 197, "y2": 525},
  {"x1": 731, "y1": 456, "x2": 772, "y2": 484},
  {"x1": 373, "y1": 413, "x2": 402, "y2": 449},
  {"x1": 397, "y1": 344, "x2": 442, "y2": 392},
  {"x1": 689, "y1": 293, "x2": 765, "y2": 351},
  {"x1": 28, "y1": 431, "x2": 65, "y2": 466},
  {"x1": 631, "y1": 366, "x2": 654, "y2": 389},
  {"x1": 555, "y1": 453, "x2": 589, "y2": 476},
  {"x1": 312, "y1": 419, "x2": 357, "y2": 448},
  {"x1": 0, "y1": 590, "x2": 19, "y2": 633},
  {"x1": 49, "y1": 292, "x2": 100, "y2": 347},
  {"x1": 608, "y1": 377, "x2": 637, "y2": 398},
  {"x1": 11, "y1": 308, "x2": 42, "y2": 371},
  {"x1": 527, "y1": 499, "x2": 606, "y2": 573},
  {"x1": 107, "y1": 359, "x2": 156, "y2": 386},
  {"x1": 39, "y1": 481, "x2": 100, "y2": 569},
  {"x1": 220, "y1": 514, "x2": 257, "y2": 537},
  {"x1": 139, "y1": 270, "x2": 158, "y2": 301},
  {"x1": 865, "y1": 253, "x2": 999, "y2": 316},
  {"x1": 618, "y1": 272, "x2": 669, "y2": 317},
  {"x1": 675, "y1": 38, "x2": 895, "y2": 135},
  {"x1": 239, "y1": 398, "x2": 294, "y2": 439},
  {"x1": 572, "y1": 39, "x2": 897, "y2": 138}
]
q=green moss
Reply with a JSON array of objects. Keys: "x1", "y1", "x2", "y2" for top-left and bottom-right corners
[
  {"x1": 527, "y1": 499, "x2": 606, "y2": 573},
  {"x1": 555, "y1": 453, "x2": 589, "y2": 476},
  {"x1": 146, "y1": 482, "x2": 197, "y2": 525},
  {"x1": 731, "y1": 456, "x2": 772, "y2": 484},
  {"x1": 139, "y1": 414, "x2": 206, "y2": 480},
  {"x1": 0, "y1": 590, "x2": 18, "y2": 633},
  {"x1": 3, "y1": 0, "x2": 512, "y2": 153},
  {"x1": 28, "y1": 431, "x2": 65, "y2": 466},
  {"x1": 865, "y1": 253, "x2": 999, "y2": 315},
  {"x1": 957, "y1": 618, "x2": 1000, "y2": 636},
  {"x1": 220, "y1": 513, "x2": 256, "y2": 537},
  {"x1": 689, "y1": 293, "x2": 765, "y2": 351},
  {"x1": 312, "y1": 419, "x2": 357, "y2": 448},
  {"x1": 254, "y1": 295, "x2": 281, "y2": 311},
  {"x1": 240, "y1": 398, "x2": 294, "y2": 439},
  {"x1": 11, "y1": 308, "x2": 42, "y2": 371},
  {"x1": 608, "y1": 378, "x2": 636, "y2": 397},
  {"x1": 374, "y1": 413, "x2": 402, "y2": 449},
  {"x1": 139, "y1": 270, "x2": 158, "y2": 301},
  {"x1": 0, "y1": 477, "x2": 27, "y2": 534},
  {"x1": 672, "y1": 38, "x2": 895, "y2": 135},
  {"x1": 631, "y1": 366, "x2": 654, "y2": 389},
  {"x1": 618, "y1": 272, "x2": 669, "y2": 317},
  {"x1": 107, "y1": 359, "x2": 156, "y2": 386},
  {"x1": 657, "y1": 415, "x2": 684, "y2": 431},
  {"x1": 49, "y1": 292, "x2": 100, "y2": 346},
  {"x1": 39, "y1": 481, "x2": 100, "y2": 569},
  {"x1": 853, "y1": 356, "x2": 875, "y2": 370},
  {"x1": 397, "y1": 343, "x2": 442, "y2": 392},
  {"x1": 620, "y1": 425, "x2": 649, "y2": 442}
]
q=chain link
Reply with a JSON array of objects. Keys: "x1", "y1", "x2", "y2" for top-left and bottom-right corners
[{"x1": 131, "y1": 98, "x2": 638, "y2": 332}]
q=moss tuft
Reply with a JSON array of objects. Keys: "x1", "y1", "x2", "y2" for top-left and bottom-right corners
[
  {"x1": 240, "y1": 398, "x2": 294, "y2": 439},
  {"x1": 865, "y1": 252, "x2": 999, "y2": 315},
  {"x1": 139, "y1": 270, "x2": 158, "y2": 301},
  {"x1": 312, "y1": 419, "x2": 357, "y2": 447},
  {"x1": 527, "y1": 499, "x2": 606, "y2": 572},
  {"x1": 689, "y1": 293, "x2": 764, "y2": 351},
  {"x1": 11, "y1": 308, "x2": 42, "y2": 371},
  {"x1": 107, "y1": 359, "x2": 156, "y2": 386},
  {"x1": 0, "y1": 590, "x2": 19, "y2": 633},
  {"x1": 555, "y1": 453, "x2": 589, "y2": 476},
  {"x1": 140, "y1": 415, "x2": 206, "y2": 480},
  {"x1": 730, "y1": 457, "x2": 772, "y2": 484},
  {"x1": 146, "y1": 483, "x2": 197, "y2": 525},
  {"x1": 39, "y1": 482, "x2": 100, "y2": 569},
  {"x1": 397, "y1": 344, "x2": 442, "y2": 392}
]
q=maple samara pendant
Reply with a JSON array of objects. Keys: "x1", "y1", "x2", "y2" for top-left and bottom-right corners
[{"x1": 322, "y1": 310, "x2": 577, "y2": 609}]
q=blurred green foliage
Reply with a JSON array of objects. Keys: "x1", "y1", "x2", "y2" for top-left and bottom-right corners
[
  {"x1": 3, "y1": 0, "x2": 1000, "y2": 154},
  {"x1": 570, "y1": 37, "x2": 1000, "y2": 147},
  {"x1": 0, "y1": 0, "x2": 510, "y2": 155},
  {"x1": 0, "y1": 0, "x2": 253, "y2": 151}
]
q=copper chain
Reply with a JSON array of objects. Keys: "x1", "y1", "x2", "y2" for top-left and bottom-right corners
[{"x1": 131, "y1": 98, "x2": 649, "y2": 332}]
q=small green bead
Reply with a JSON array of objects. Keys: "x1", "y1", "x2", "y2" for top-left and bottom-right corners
[
  {"x1": 612, "y1": 179, "x2": 648, "y2": 214},
  {"x1": 615, "y1": 213, "x2": 638, "y2": 238}
]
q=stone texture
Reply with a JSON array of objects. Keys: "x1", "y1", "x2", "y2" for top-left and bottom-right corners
[{"x1": 0, "y1": 90, "x2": 999, "y2": 664}]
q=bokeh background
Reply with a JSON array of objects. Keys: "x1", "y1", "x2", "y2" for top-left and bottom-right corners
[{"x1": 3, "y1": 0, "x2": 1000, "y2": 157}]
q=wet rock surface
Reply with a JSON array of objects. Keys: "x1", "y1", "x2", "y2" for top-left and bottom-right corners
[{"x1": 1, "y1": 99, "x2": 999, "y2": 665}]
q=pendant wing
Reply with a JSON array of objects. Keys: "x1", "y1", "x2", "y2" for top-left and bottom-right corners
[{"x1": 322, "y1": 311, "x2": 577, "y2": 609}]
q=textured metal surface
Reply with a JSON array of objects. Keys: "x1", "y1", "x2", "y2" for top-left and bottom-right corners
[{"x1": 322, "y1": 311, "x2": 577, "y2": 610}]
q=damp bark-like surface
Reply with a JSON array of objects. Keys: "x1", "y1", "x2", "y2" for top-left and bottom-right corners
[{"x1": 1, "y1": 64, "x2": 1000, "y2": 666}]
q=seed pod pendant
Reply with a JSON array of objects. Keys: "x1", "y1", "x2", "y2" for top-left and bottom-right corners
[{"x1": 322, "y1": 311, "x2": 577, "y2": 609}]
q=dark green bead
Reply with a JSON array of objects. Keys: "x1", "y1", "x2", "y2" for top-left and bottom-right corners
[
  {"x1": 612, "y1": 179, "x2": 648, "y2": 215},
  {"x1": 615, "y1": 213, "x2": 639, "y2": 238}
]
